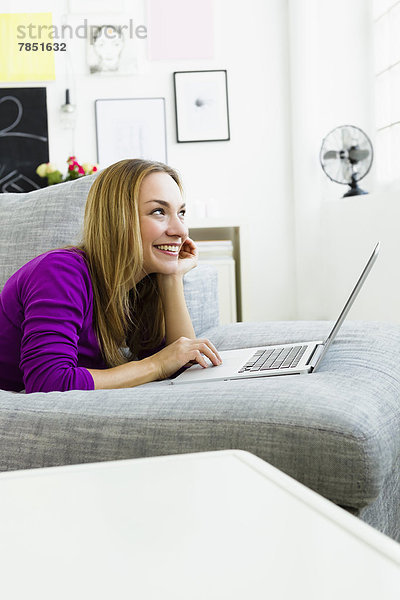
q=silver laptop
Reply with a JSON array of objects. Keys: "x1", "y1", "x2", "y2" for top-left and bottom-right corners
[{"x1": 170, "y1": 242, "x2": 380, "y2": 385}]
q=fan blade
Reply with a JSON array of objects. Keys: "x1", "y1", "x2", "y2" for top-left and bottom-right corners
[
  {"x1": 342, "y1": 127, "x2": 353, "y2": 148},
  {"x1": 341, "y1": 161, "x2": 353, "y2": 182},
  {"x1": 348, "y1": 148, "x2": 369, "y2": 162},
  {"x1": 323, "y1": 150, "x2": 339, "y2": 160}
]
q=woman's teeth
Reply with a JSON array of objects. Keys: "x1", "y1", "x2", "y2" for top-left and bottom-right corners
[{"x1": 155, "y1": 245, "x2": 179, "y2": 252}]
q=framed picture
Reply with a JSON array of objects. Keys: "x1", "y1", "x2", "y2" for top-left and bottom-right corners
[
  {"x1": 173, "y1": 70, "x2": 230, "y2": 142},
  {"x1": 86, "y1": 18, "x2": 143, "y2": 76},
  {"x1": 64, "y1": 12, "x2": 147, "y2": 77},
  {"x1": 95, "y1": 98, "x2": 167, "y2": 167},
  {"x1": 0, "y1": 88, "x2": 49, "y2": 192}
]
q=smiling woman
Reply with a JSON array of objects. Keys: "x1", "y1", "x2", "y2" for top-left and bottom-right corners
[{"x1": 0, "y1": 158, "x2": 222, "y2": 393}]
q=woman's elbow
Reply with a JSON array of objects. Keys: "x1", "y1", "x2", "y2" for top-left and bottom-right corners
[{"x1": 23, "y1": 366, "x2": 95, "y2": 393}]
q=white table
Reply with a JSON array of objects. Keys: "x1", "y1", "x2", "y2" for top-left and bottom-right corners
[{"x1": 0, "y1": 450, "x2": 399, "y2": 599}]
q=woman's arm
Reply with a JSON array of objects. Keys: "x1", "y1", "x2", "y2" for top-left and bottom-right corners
[
  {"x1": 156, "y1": 236, "x2": 198, "y2": 344},
  {"x1": 157, "y1": 273, "x2": 195, "y2": 344},
  {"x1": 20, "y1": 252, "x2": 99, "y2": 393},
  {"x1": 87, "y1": 335, "x2": 222, "y2": 389},
  {"x1": 87, "y1": 356, "x2": 158, "y2": 389}
]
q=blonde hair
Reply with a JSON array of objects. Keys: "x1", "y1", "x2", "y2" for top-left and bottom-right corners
[{"x1": 76, "y1": 158, "x2": 183, "y2": 367}]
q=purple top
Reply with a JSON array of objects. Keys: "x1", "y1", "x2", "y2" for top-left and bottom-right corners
[{"x1": 0, "y1": 249, "x2": 107, "y2": 393}]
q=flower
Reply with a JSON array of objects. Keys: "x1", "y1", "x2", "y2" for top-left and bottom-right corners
[
  {"x1": 45, "y1": 162, "x2": 58, "y2": 174},
  {"x1": 36, "y1": 162, "x2": 57, "y2": 177},
  {"x1": 36, "y1": 157, "x2": 99, "y2": 186},
  {"x1": 36, "y1": 163, "x2": 47, "y2": 178},
  {"x1": 81, "y1": 162, "x2": 99, "y2": 175}
]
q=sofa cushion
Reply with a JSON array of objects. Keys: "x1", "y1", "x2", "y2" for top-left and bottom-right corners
[
  {"x1": 183, "y1": 266, "x2": 219, "y2": 334},
  {"x1": 0, "y1": 175, "x2": 97, "y2": 291},
  {"x1": 0, "y1": 320, "x2": 399, "y2": 512},
  {"x1": 203, "y1": 320, "x2": 400, "y2": 509}
]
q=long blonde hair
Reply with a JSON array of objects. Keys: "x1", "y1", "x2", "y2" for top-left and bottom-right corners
[{"x1": 76, "y1": 158, "x2": 183, "y2": 367}]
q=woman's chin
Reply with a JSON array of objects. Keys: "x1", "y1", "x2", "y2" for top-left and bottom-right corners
[
  {"x1": 160, "y1": 263, "x2": 179, "y2": 275},
  {"x1": 143, "y1": 254, "x2": 179, "y2": 276},
  {"x1": 150, "y1": 259, "x2": 179, "y2": 276}
]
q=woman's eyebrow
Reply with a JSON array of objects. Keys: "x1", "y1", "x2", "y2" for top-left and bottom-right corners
[{"x1": 145, "y1": 199, "x2": 186, "y2": 209}]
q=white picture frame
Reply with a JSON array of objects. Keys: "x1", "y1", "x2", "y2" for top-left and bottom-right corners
[
  {"x1": 95, "y1": 97, "x2": 167, "y2": 167},
  {"x1": 63, "y1": 12, "x2": 147, "y2": 77},
  {"x1": 173, "y1": 70, "x2": 230, "y2": 142},
  {"x1": 87, "y1": 21, "x2": 139, "y2": 76}
]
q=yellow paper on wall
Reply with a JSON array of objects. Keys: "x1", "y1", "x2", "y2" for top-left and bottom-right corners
[{"x1": 0, "y1": 13, "x2": 55, "y2": 82}]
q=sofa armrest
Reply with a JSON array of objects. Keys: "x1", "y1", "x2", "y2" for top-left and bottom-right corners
[{"x1": 183, "y1": 264, "x2": 219, "y2": 335}]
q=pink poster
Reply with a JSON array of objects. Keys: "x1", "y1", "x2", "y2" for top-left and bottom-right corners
[{"x1": 148, "y1": 0, "x2": 214, "y2": 60}]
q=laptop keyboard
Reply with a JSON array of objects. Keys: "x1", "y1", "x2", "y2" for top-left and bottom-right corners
[{"x1": 238, "y1": 345, "x2": 308, "y2": 373}]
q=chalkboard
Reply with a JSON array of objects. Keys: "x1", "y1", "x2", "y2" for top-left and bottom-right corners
[{"x1": 0, "y1": 88, "x2": 49, "y2": 193}]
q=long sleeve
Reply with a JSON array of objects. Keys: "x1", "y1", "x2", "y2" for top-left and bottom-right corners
[{"x1": 19, "y1": 252, "x2": 96, "y2": 393}]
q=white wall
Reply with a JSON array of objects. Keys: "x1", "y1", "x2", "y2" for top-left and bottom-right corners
[
  {"x1": 288, "y1": 0, "x2": 391, "y2": 322},
  {"x1": 0, "y1": 0, "x2": 296, "y2": 323},
  {"x1": 320, "y1": 188, "x2": 400, "y2": 323},
  {"x1": 5, "y1": 1, "x2": 393, "y2": 325}
]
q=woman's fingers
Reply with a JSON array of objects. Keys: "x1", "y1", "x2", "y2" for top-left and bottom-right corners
[
  {"x1": 182, "y1": 338, "x2": 222, "y2": 368},
  {"x1": 193, "y1": 349, "x2": 208, "y2": 368},
  {"x1": 198, "y1": 339, "x2": 222, "y2": 364},
  {"x1": 188, "y1": 341, "x2": 222, "y2": 367},
  {"x1": 200, "y1": 346, "x2": 221, "y2": 366},
  {"x1": 183, "y1": 236, "x2": 197, "y2": 250},
  {"x1": 152, "y1": 337, "x2": 222, "y2": 380},
  {"x1": 180, "y1": 237, "x2": 197, "y2": 257}
]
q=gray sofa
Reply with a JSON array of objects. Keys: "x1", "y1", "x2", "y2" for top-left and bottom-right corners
[{"x1": 1, "y1": 175, "x2": 400, "y2": 543}]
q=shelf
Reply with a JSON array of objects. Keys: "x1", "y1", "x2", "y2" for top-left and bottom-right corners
[{"x1": 189, "y1": 224, "x2": 242, "y2": 322}]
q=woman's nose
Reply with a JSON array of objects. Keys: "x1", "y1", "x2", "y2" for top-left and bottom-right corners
[{"x1": 167, "y1": 215, "x2": 188, "y2": 238}]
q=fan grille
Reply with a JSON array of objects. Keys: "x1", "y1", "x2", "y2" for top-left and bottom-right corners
[{"x1": 320, "y1": 125, "x2": 373, "y2": 185}]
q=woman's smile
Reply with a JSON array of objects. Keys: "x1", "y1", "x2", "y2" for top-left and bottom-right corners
[{"x1": 153, "y1": 243, "x2": 181, "y2": 256}]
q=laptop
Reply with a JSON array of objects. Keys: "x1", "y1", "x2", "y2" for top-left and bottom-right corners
[{"x1": 170, "y1": 242, "x2": 380, "y2": 385}]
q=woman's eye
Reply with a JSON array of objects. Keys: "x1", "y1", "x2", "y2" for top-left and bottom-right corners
[{"x1": 150, "y1": 207, "x2": 185, "y2": 217}]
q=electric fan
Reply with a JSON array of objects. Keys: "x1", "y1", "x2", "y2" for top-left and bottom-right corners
[{"x1": 320, "y1": 125, "x2": 373, "y2": 197}]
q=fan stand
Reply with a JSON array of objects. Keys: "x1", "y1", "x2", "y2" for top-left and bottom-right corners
[{"x1": 343, "y1": 173, "x2": 368, "y2": 198}]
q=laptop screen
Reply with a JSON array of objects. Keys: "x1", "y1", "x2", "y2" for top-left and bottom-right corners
[{"x1": 321, "y1": 242, "x2": 380, "y2": 356}]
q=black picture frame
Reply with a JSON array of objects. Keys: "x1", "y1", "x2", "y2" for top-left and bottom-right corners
[
  {"x1": 0, "y1": 88, "x2": 49, "y2": 192},
  {"x1": 173, "y1": 70, "x2": 230, "y2": 143}
]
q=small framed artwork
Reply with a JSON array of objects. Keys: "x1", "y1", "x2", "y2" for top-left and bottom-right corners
[
  {"x1": 0, "y1": 88, "x2": 49, "y2": 192},
  {"x1": 86, "y1": 18, "x2": 144, "y2": 76},
  {"x1": 173, "y1": 70, "x2": 230, "y2": 143},
  {"x1": 95, "y1": 97, "x2": 167, "y2": 167}
]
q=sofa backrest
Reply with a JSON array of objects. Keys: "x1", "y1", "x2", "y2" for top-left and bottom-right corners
[{"x1": 0, "y1": 174, "x2": 97, "y2": 291}]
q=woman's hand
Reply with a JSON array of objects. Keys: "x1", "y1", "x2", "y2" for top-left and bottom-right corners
[
  {"x1": 156, "y1": 238, "x2": 197, "y2": 286},
  {"x1": 149, "y1": 336, "x2": 222, "y2": 380},
  {"x1": 175, "y1": 237, "x2": 198, "y2": 276}
]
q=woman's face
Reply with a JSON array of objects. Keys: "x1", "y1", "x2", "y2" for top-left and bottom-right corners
[{"x1": 138, "y1": 172, "x2": 188, "y2": 277}]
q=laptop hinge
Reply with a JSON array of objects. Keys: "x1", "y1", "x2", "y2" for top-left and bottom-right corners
[{"x1": 307, "y1": 344, "x2": 325, "y2": 370}]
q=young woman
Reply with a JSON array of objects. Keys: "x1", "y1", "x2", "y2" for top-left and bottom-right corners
[{"x1": 0, "y1": 159, "x2": 222, "y2": 393}]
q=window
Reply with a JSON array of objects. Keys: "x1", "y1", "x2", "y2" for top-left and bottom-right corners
[{"x1": 373, "y1": 0, "x2": 400, "y2": 182}]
